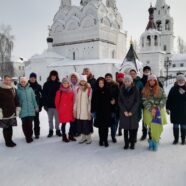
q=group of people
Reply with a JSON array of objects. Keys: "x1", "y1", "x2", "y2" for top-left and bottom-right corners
[{"x1": 0, "y1": 66, "x2": 186, "y2": 151}]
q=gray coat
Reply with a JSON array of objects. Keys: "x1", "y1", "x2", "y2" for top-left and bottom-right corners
[{"x1": 118, "y1": 85, "x2": 140, "y2": 130}]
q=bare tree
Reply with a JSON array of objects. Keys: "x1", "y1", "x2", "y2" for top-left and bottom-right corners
[
  {"x1": 177, "y1": 36, "x2": 186, "y2": 54},
  {"x1": 0, "y1": 24, "x2": 14, "y2": 77}
]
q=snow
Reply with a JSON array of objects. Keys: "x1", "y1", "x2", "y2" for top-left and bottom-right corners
[{"x1": 0, "y1": 85, "x2": 186, "y2": 186}]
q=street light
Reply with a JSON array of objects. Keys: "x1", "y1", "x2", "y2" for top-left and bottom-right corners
[{"x1": 164, "y1": 57, "x2": 172, "y2": 86}]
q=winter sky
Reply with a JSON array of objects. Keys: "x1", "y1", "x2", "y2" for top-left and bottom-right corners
[{"x1": 0, "y1": 0, "x2": 186, "y2": 59}]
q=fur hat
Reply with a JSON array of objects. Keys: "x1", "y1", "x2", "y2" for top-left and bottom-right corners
[{"x1": 148, "y1": 74, "x2": 157, "y2": 81}]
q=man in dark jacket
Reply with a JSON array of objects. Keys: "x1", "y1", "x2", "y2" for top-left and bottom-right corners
[
  {"x1": 42, "y1": 70, "x2": 62, "y2": 137},
  {"x1": 0, "y1": 75, "x2": 20, "y2": 147},
  {"x1": 29, "y1": 73, "x2": 43, "y2": 139},
  {"x1": 105, "y1": 73, "x2": 119, "y2": 143},
  {"x1": 82, "y1": 68, "x2": 96, "y2": 90}
]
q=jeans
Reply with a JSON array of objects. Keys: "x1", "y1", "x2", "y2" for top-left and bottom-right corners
[
  {"x1": 111, "y1": 112, "x2": 119, "y2": 139},
  {"x1": 47, "y1": 108, "x2": 59, "y2": 131}
]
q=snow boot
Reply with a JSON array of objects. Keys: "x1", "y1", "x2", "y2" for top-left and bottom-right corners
[
  {"x1": 62, "y1": 134, "x2": 69, "y2": 143},
  {"x1": 112, "y1": 137, "x2": 117, "y2": 143},
  {"x1": 124, "y1": 130, "x2": 129, "y2": 150},
  {"x1": 69, "y1": 134, "x2": 76, "y2": 142},
  {"x1": 181, "y1": 128, "x2": 186, "y2": 145},
  {"x1": 148, "y1": 140, "x2": 153, "y2": 150},
  {"x1": 47, "y1": 130, "x2": 53, "y2": 138},
  {"x1": 118, "y1": 128, "x2": 122, "y2": 136},
  {"x1": 152, "y1": 140, "x2": 158, "y2": 151},
  {"x1": 3, "y1": 128, "x2": 16, "y2": 148},
  {"x1": 56, "y1": 130, "x2": 62, "y2": 137},
  {"x1": 99, "y1": 141, "x2": 103, "y2": 146},
  {"x1": 86, "y1": 135, "x2": 92, "y2": 144},
  {"x1": 79, "y1": 134, "x2": 87, "y2": 144},
  {"x1": 173, "y1": 128, "x2": 179, "y2": 145}
]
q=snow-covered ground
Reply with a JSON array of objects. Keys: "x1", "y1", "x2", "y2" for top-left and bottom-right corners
[{"x1": 0, "y1": 84, "x2": 186, "y2": 186}]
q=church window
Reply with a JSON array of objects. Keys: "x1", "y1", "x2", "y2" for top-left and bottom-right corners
[
  {"x1": 164, "y1": 45, "x2": 167, "y2": 51},
  {"x1": 73, "y1": 52, "x2": 76, "y2": 60},
  {"x1": 112, "y1": 50, "x2": 115, "y2": 59},
  {"x1": 146, "y1": 61, "x2": 150, "y2": 64},
  {"x1": 180, "y1": 63, "x2": 184, "y2": 67},
  {"x1": 147, "y1": 35, "x2": 151, "y2": 46},
  {"x1": 154, "y1": 35, "x2": 158, "y2": 46},
  {"x1": 172, "y1": 64, "x2": 176, "y2": 68},
  {"x1": 158, "y1": 10, "x2": 160, "y2": 15},
  {"x1": 156, "y1": 21, "x2": 162, "y2": 31},
  {"x1": 142, "y1": 37, "x2": 144, "y2": 47},
  {"x1": 165, "y1": 20, "x2": 170, "y2": 30}
]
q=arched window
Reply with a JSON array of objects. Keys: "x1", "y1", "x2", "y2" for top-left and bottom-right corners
[
  {"x1": 156, "y1": 21, "x2": 162, "y2": 31},
  {"x1": 147, "y1": 35, "x2": 151, "y2": 46},
  {"x1": 154, "y1": 35, "x2": 158, "y2": 46},
  {"x1": 73, "y1": 52, "x2": 76, "y2": 60},
  {"x1": 112, "y1": 50, "x2": 115, "y2": 59},
  {"x1": 165, "y1": 20, "x2": 170, "y2": 30},
  {"x1": 142, "y1": 37, "x2": 144, "y2": 47}
]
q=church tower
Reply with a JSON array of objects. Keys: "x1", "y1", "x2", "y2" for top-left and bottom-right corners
[
  {"x1": 138, "y1": 5, "x2": 165, "y2": 76},
  {"x1": 60, "y1": 0, "x2": 71, "y2": 7},
  {"x1": 154, "y1": 0, "x2": 174, "y2": 57}
]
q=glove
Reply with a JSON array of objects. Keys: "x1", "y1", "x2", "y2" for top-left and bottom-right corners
[
  {"x1": 0, "y1": 108, "x2": 3, "y2": 120},
  {"x1": 16, "y1": 107, "x2": 21, "y2": 117}
]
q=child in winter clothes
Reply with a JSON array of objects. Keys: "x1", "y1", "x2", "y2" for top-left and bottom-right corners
[
  {"x1": 74, "y1": 75, "x2": 92, "y2": 144},
  {"x1": 91, "y1": 77, "x2": 112, "y2": 147},
  {"x1": 142, "y1": 75, "x2": 167, "y2": 151},
  {"x1": 17, "y1": 77, "x2": 38, "y2": 143},
  {"x1": 166, "y1": 74, "x2": 186, "y2": 145},
  {"x1": 118, "y1": 75, "x2": 140, "y2": 150},
  {"x1": 55, "y1": 78, "x2": 76, "y2": 143}
]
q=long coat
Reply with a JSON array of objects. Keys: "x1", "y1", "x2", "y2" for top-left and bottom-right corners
[
  {"x1": 17, "y1": 84, "x2": 38, "y2": 118},
  {"x1": 118, "y1": 85, "x2": 140, "y2": 130},
  {"x1": 91, "y1": 87, "x2": 112, "y2": 128},
  {"x1": 55, "y1": 89, "x2": 75, "y2": 123},
  {"x1": 166, "y1": 84, "x2": 186, "y2": 124}
]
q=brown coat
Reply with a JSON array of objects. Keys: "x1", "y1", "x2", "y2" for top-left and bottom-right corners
[
  {"x1": 118, "y1": 85, "x2": 140, "y2": 130},
  {"x1": 0, "y1": 83, "x2": 19, "y2": 118}
]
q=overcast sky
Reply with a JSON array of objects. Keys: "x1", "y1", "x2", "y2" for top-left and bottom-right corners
[{"x1": 0, "y1": 0, "x2": 186, "y2": 59}]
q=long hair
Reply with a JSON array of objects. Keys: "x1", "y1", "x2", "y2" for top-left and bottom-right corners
[
  {"x1": 47, "y1": 70, "x2": 59, "y2": 82},
  {"x1": 142, "y1": 80, "x2": 161, "y2": 98}
]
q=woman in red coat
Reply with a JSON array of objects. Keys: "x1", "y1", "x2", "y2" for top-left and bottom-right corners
[{"x1": 55, "y1": 78, "x2": 76, "y2": 143}]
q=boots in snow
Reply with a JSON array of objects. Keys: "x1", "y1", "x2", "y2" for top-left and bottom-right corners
[
  {"x1": 79, "y1": 134, "x2": 87, "y2": 144},
  {"x1": 152, "y1": 140, "x2": 158, "y2": 151},
  {"x1": 86, "y1": 135, "x2": 92, "y2": 144},
  {"x1": 173, "y1": 128, "x2": 179, "y2": 145},
  {"x1": 104, "y1": 141, "x2": 109, "y2": 147},
  {"x1": 181, "y1": 128, "x2": 185, "y2": 145},
  {"x1": 3, "y1": 128, "x2": 16, "y2": 148},
  {"x1": 69, "y1": 134, "x2": 76, "y2": 142},
  {"x1": 118, "y1": 128, "x2": 122, "y2": 136},
  {"x1": 62, "y1": 134, "x2": 69, "y2": 143},
  {"x1": 148, "y1": 140, "x2": 153, "y2": 150},
  {"x1": 112, "y1": 137, "x2": 117, "y2": 143},
  {"x1": 124, "y1": 130, "x2": 129, "y2": 150},
  {"x1": 56, "y1": 130, "x2": 62, "y2": 137},
  {"x1": 47, "y1": 130, "x2": 53, "y2": 138}
]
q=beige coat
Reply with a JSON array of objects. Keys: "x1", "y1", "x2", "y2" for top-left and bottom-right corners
[{"x1": 74, "y1": 87, "x2": 92, "y2": 120}]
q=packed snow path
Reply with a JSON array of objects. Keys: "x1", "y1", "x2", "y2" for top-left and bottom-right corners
[{"x1": 0, "y1": 109, "x2": 186, "y2": 186}]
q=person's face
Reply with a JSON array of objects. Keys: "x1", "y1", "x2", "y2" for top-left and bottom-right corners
[
  {"x1": 177, "y1": 79, "x2": 185, "y2": 86},
  {"x1": 105, "y1": 76, "x2": 112, "y2": 83},
  {"x1": 118, "y1": 78, "x2": 123, "y2": 83},
  {"x1": 124, "y1": 80, "x2": 132, "y2": 87},
  {"x1": 130, "y1": 71, "x2": 137, "y2": 80},
  {"x1": 3, "y1": 77, "x2": 12, "y2": 86},
  {"x1": 51, "y1": 75, "x2": 57, "y2": 81},
  {"x1": 63, "y1": 82, "x2": 69, "y2": 88},
  {"x1": 80, "y1": 80, "x2": 86, "y2": 86},
  {"x1": 29, "y1": 77, "x2": 36, "y2": 83},
  {"x1": 99, "y1": 80, "x2": 104, "y2": 88},
  {"x1": 143, "y1": 69, "x2": 151, "y2": 76},
  {"x1": 149, "y1": 80, "x2": 156, "y2": 87},
  {"x1": 71, "y1": 75, "x2": 77, "y2": 82},
  {"x1": 20, "y1": 80, "x2": 27, "y2": 87},
  {"x1": 84, "y1": 69, "x2": 91, "y2": 76}
]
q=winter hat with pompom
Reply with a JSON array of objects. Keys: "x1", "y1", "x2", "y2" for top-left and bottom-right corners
[{"x1": 148, "y1": 74, "x2": 157, "y2": 81}]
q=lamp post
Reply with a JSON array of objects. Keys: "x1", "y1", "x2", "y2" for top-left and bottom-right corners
[{"x1": 165, "y1": 57, "x2": 172, "y2": 86}]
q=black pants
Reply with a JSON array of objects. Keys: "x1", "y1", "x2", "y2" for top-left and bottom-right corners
[
  {"x1": 124, "y1": 129, "x2": 137, "y2": 146},
  {"x1": 99, "y1": 127, "x2": 109, "y2": 143},
  {"x1": 3, "y1": 126, "x2": 13, "y2": 144},
  {"x1": 61, "y1": 122, "x2": 75, "y2": 136},
  {"x1": 22, "y1": 117, "x2": 33, "y2": 141},
  {"x1": 33, "y1": 112, "x2": 40, "y2": 137}
]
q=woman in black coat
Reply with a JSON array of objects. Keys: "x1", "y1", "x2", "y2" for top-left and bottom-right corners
[
  {"x1": 119, "y1": 75, "x2": 140, "y2": 150},
  {"x1": 91, "y1": 77, "x2": 112, "y2": 147},
  {"x1": 166, "y1": 74, "x2": 186, "y2": 145}
]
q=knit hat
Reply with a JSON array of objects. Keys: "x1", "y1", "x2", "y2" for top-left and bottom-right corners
[
  {"x1": 123, "y1": 75, "x2": 133, "y2": 82},
  {"x1": 176, "y1": 74, "x2": 186, "y2": 81},
  {"x1": 148, "y1": 74, "x2": 157, "y2": 81},
  {"x1": 29, "y1": 72, "x2": 37, "y2": 79},
  {"x1": 62, "y1": 77, "x2": 70, "y2": 84},
  {"x1": 105, "y1": 73, "x2": 113, "y2": 78},
  {"x1": 20, "y1": 77, "x2": 28, "y2": 83},
  {"x1": 116, "y1": 72, "x2": 125, "y2": 79},
  {"x1": 143, "y1": 66, "x2": 151, "y2": 72},
  {"x1": 79, "y1": 75, "x2": 87, "y2": 82}
]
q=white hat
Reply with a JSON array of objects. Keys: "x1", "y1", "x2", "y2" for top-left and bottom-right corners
[
  {"x1": 20, "y1": 77, "x2": 28, "y2": 83},
  {"x1": 124, "y1": 75, "x2": 133, "y2": 82},
  {"x1": 176, "y1": 74, "x2": 186, "y2": 81},
  {"x1": 79, "y1": 75, "x2": 87, "y2": 82}
]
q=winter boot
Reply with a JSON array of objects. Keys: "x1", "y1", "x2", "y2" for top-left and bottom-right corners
[
  {"x1": 104, "y1": 140, "x2": 109, "y2": 147},
  {"x1": 3, "y1": 128, "x2": 16, "y2": 148},
  {"x1": 79, "y1": 134, "x2": 87, "y2": 144},
  {"x1": 112, "y1": 137, "x2": 117, "y2": 143},
  {"x1": 124, "y1": 130, "x2": 129, "y2": 150},
  {"x1": 152, "y1": 140, "x2": 158, "y2": 151},
  {"x1": 118, "y1": 128, "x2": 122, "y2": 136},
  {"x1": 47, "y1": 130, "x2": 53, "y2": 138},
  {"x1": 173, "y1": 128, "x2": 179, "y2": 145},
  {"x1": 148, "y1": 140, "x2": 153, "y2": 150},
  {"x1": 181, "y1": 128, "x2": 186, "y2": 145},
  {"x1": 86, "y1": 135, "x2": 92, "y2": 144},
  {"x1": 62, "y1": 134, "x2": 69, "y2": 143},
  {"x1": 56, "y1": 130, "x2": 62, "y2": 137},
  {"x1": 26, "y1": 138, "x2": 33, "y2": 143},
  {"x1": 69, "y1": 134, "x2": 76, "y2": 142},
  {"x1": 99, "y1": 141, "x2": 103, "y2": 146}
]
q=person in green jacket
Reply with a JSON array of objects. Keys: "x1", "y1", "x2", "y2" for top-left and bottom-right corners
[
  {"x1": 17, "y1": 77, "x2": 38, "y2": 143},
  {"x1": 142, "y1": 74, "x2": 167, "y2": 151}
]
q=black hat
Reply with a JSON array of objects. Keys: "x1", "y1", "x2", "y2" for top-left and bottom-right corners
[
  {"x1": 105, "y1": 73, "x2": 113, "y2": 78},
  {"x1": 29, "y1": 72, "x2": 37, "y2": 79},
  {"x1": 143, "y1": 66, "x2": 151, "y2": 72}
]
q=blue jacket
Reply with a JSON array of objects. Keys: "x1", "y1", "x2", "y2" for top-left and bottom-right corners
[{"x1": 17, "y1": 84, "x2": 38, "y2": 118}]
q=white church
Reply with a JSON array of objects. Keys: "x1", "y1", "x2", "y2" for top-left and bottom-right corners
[{"x1": 25, "y1": 0, "x2": 183, "y2": 84}]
